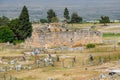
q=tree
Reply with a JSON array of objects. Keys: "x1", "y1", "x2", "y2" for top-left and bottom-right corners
[
  {"x1": 47, "y1": 9, "x2": 57, "y2": 23},
  {"x1": 9, "y1": 19, "x2": 23, "y2": 40},
  {"x1": 0, "y1": 26, "x2": 14, "y2": 43},
  {"x1": 71, "y1": 13, "x2": 82, "y2": 23},
  {"x1": 19, "y1": 6, "x2": 29, "y2": 22},
  {"x1": 0, "y1": 16, "x2": 9, "y2": 26},
  {"x1": 64, "y1": 8, "x2": 70, "y2": 22},
  {"x1": 99, "y1": 16, "x2": 110, "y2": 25},
  {"x1": 19, "y1": 5, "x2": 32, "y2": 40}
]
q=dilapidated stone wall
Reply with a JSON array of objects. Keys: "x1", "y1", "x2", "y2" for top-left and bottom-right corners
[{"x1": 25, "y1": 29, "x2": 103, "y2": 48}]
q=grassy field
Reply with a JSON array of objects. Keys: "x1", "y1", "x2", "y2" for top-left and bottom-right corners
[
  {"x1": 0, "y1": 44, "x2": 120, "y2": 80},
  {"x1": 67, "y1": 23, "x2": 120, "y2": 29},
  {"x1": 103, "y1": 33, "x2": 120, "y2": 37}
]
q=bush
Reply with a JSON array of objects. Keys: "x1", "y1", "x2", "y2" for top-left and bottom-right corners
[
  {"x1": 40, "y1": 19, "x2": 48, "y2": 23},
  {"x1": 51, "y1": 17, "x2": 59, "y2": 22},
  {"x1": 86, "y1": 44, "x2": 95, "y2": 49},
  {"x1": 13, "y1": 40, "x2": 24, "y2": 45},
  {"x1": 0, "y1": 40, "x2": 2, "y2": 43},
  {"x1": 118, "y1": 42, "x2": 120, "y2": 45},
  {"x1": 0, "y1": 26, "x2": 14, "y2": 43}
]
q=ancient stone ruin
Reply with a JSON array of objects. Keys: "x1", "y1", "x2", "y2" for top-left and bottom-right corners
[{"x1": 25, "y1": 23, "x2": 103, "y2": 48}]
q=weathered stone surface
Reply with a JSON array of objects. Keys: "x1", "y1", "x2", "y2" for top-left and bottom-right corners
[{"x1": 25, "y1": 24, "x2": 103, "y2": 48}]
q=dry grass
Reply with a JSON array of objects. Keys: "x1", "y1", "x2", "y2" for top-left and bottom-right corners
[
  {"x1": 0, "y1": 46, "x2": 24, "y2": 56},
  {"x1": 67, "y1": 23, "x2": 120, "y2": 30},
  {"x1": 0, "y1": 45, "x2": 119, "y2": 80},
  {"x1": 32, "y1": 23, "x2": 120, "y2": 30},
  {"x1": 0, "y1": 23, "x2": 120, "y2": 80},
  {"x1": 7, "y1": 66, "x2": 100, "y2": 80}
]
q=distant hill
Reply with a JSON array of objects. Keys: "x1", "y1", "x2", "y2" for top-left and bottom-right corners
[{"x1": 0, "y1": 0, "x2": 120, "y2": 21}]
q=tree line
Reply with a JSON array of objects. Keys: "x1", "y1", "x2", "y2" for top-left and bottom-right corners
[
  {"x1": 0, "y1": 6, "x2": 111, "y2": 44},
  {"x1": 40, "y1": 8, "x2": 83, "y2": 23},
  {"x1": 0, "y1": 6, "x2": 32, "y2": 44},
  {"x1": 40, "y1": 7, "x2": 110, "y2": 25}
]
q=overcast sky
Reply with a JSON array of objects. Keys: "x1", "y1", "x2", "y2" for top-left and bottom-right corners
[{"x1": 0, "y1": 0, "x2": 119, "y2": 8}]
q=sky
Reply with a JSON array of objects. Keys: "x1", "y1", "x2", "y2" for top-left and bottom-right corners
[
  {"x1": 0, "y1": 0, "x2": 119, "y2": 7},
  {"x1": 0, "y1": 0, "x2": 75, "y2": 7}
]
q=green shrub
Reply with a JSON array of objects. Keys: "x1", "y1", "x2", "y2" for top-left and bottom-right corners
[
  {"x1": 13, "y1": 40, "x2": 24, "y2": 45},
  {"x1": 40, "y1": 19, "x2": 48, "y2": 23},
  {"x1": 0, "y1": 26, "x2": 14, "y2": 43},
  {"x1": 86, "y1": 44, "x2": 95, "y2": 49},
  {"x1": 118, "y1": 42, "x2": 120, "y2": 45},
  {"x1": 0, "y1": 40, "x2": 2, "y2": 43}
]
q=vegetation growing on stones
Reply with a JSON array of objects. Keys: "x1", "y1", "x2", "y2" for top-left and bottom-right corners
[
  {"x1": 86, "y1": 44, "x2": 96, "y2": 49},
  {"x1": 118, "y1": 42, "x2": 120, "y2": 45}
]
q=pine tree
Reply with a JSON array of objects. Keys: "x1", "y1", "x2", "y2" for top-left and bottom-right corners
[
  {"x1": 19, "y1": 5, "x2": 32, "y2": 40},
  {"x1": 64, "y1": 8, "x2": 70, "y2": 21},
  {"x1": 19, "y1": 6, "x2": 29, "y2": 22}
]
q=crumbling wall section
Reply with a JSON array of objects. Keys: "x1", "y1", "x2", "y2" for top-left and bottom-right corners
[{"x1": 25, "y1": 30, "x2": 103, "y2": 48}]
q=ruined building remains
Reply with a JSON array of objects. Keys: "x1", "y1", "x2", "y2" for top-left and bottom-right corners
[{"x1": 25, "y1": 23, "x2": 103, "y2": 48}]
